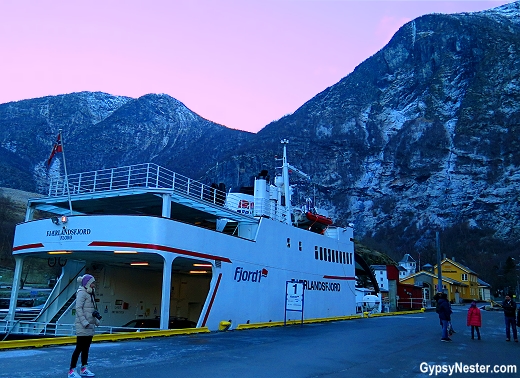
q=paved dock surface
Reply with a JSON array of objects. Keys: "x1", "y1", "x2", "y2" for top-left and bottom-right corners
[{"x1": 1, "y1": 305, "x2": 518, "y2": 378}]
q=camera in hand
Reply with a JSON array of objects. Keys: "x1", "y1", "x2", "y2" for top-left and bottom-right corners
[{"x1": 92, "y1": 310, "x2": 102, "y2": 320}]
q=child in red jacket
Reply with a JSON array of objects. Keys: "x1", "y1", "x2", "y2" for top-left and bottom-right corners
[{"x1": 467, "y1": 301, "x2": 482, "y2": 340}]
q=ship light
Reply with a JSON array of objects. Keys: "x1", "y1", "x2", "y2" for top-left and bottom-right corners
[
  {"x1": 48, "y1": 251, "x2": 71, "y2": 254},
  {"x1": 114, "y1": 251, "x2": 138, "y2": 254},
  {"x1": 189, "y1": 270, "x2": 209, "y2": 274},
  {"x1": 130, "y1": 262, "x2": 149, "y2": 266},
  {"x1": 193, "y1": 263, "x2": 212, "y2": 267},
  {"x1": 51, "y1": 216, "x2": 68, "y2": 225}
]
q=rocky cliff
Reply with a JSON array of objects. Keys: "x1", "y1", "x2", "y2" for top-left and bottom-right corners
[
  {"x1": 206, "y1": 2, "x2": 520, "y2": 281},
  {"x1": 1, "y1": 2, "x2": 519, "y2": 287}
]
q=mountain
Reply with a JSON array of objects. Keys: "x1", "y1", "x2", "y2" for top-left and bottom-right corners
[
  {"x1": 203, "y1": 2, "x2": 520, "y2": 284},
  {"x1": 1, "y1": 2, "x2": 519, "y2": 289},
  {"x1": 0, "y1": 92, "x2": 253, "y2": 192}
]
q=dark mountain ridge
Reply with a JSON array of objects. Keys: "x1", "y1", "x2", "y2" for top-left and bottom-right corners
[{"x1": 1, "y1": 2, "x2": 519, "y2": 291}]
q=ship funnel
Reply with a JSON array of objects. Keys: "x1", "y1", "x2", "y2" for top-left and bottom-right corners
[{"x1": 254, "y1": 171, "x2": 270, "y2": 217}]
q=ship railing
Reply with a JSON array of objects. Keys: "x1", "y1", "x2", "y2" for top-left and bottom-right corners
[
  {"x1": 0, "y1": 319, "x2": 75, "y2": 337},
  {"x1": 47, "y1": 163, "x2": 300, "y2": 223},
  {"x1": 48, "y1": 163, "x2": 232, "y2": 209},
  {"x1": 0, "y1": 319, "x2": 162, "y2": 337}
]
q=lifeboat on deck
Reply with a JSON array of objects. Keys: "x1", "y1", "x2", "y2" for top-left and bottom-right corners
[{"x1": 306, "y1": 212, "x2": 333, "y2": 226}]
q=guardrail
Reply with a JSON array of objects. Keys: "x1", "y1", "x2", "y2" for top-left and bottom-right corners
[
  {"x1": 397, "y1": 297, "x2": 426, "y2": 309},
  {"x1": 49, "y1": 163, "x2": 228, "y2": 207},
  {"x1": 46, "y1": 163, "x2": 291, "y2": 223}
]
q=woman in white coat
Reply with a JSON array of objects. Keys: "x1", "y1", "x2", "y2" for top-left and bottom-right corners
[{"x1": 68, "y1": 274, "x2": 100, "y2": 378}]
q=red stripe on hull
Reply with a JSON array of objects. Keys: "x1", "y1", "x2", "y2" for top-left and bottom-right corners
[
  {"x1": 13, "y1": 243, "x2": 44, "y2": 252},
  {"x1": 323, "y1": 275, "x2": 356, "y2": 280},
  {"x1": 202, "y1": 273, "x2": 222, "y2": 327},
  {"x1": 88, "y1": 241, "x2": 231, "y2": 263}
]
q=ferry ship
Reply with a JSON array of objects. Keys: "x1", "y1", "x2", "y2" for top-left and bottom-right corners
[{"x1": 2, "y1": 140, "x2": 377, "y2": 336}]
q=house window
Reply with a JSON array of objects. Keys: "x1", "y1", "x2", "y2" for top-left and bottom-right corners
[{"x1": 461, "y1": 273, "x2": 468, "y2": 281}]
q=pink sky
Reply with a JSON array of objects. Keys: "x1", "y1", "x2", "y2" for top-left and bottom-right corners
[{"x1": 0, "y1": 0, "x2": 513, "y2": 133}]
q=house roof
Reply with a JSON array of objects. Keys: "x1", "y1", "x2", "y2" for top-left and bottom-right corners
[
  {"x1": 477, "y1": 278, "x2": 492, "y2": 288},
  {"x1": 399, "y1": 253, "x2": 416, "y2": 263},
  {"x1": 399, "y1": 270, "x2": 468, "y2": 286},
  {"x1": 371, "y1": 265, "x2": 387, "y2": 270},
  {"x1": 397, "y1": 266, "x2": 407, "y2": 271},
  {"x1": 434, "y1": 258, "x2": 478, "y2": 276}
]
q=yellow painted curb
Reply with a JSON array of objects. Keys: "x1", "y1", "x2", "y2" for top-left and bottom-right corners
[
  {"x1": 0, "y1": 310, "x2": 425, "y2": 349},
  {"x1": 236, "y1": 310, "x2": 424, "y2": 329},
  {"x1": 236, "y1": 314, "x2": 364, "y2": 330},
  {"x1": 366, "y1": 309, "x2": 425, "y2": 318},
  {"x1": 0, "y1": 327, "x2": 210, "y2": 350}
]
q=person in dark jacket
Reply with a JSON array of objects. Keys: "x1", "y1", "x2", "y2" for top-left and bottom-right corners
[
  {"x1": 436, "y1": 293, "x2": 453, "y2": 342},
  {"x1": 502, "y1": 294, "x2": 518, "y2": 342}
]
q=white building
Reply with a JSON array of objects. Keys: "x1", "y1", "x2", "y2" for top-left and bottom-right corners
[
  {"x1": 398, "y1": 254, "x2": 416, "y2": 278},
  {"x1": 371, "y1": 265, "x2": 389, "y2": 291}
]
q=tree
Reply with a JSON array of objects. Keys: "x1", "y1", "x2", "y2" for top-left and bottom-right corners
[
  {"x1": 503, "y1": 256, "x2": 518, "y2": 296},
  {"x1": 0, "y1": 194, "x2": 19, "y2": 267}
]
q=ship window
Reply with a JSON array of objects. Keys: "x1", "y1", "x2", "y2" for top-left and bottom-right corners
[
  {"x1": 343, "y1": 252, "x2": 346, "y2": 264},
  {"x1": 319, "y1": 247, "x2": 323, "y2": 260},
  {"x1": 287, "y1": 238, "x2": 290, "y2": 248},
  {"x1": 314, "y1": 246, "x2": 318, "y2": 260},
  {"x1": 335, "y1": 250, "x2": 339, "y2": 263},
  {"x1": 332, "y1": 250, "x2": 335, "y2": 263},
  {"x1": 299, "y1": 241, "x2": 302, "y2": 251},
  {"x1": 328, "y1": 249, "x2": 331, "y2": 262}
]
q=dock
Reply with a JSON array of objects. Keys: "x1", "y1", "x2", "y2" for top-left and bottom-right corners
[{"x1": 0, "y1": 305, "x2": 518, "y2": 377}]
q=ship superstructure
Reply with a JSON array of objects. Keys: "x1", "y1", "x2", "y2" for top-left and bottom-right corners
[{"x1": 2, "y1": 140, "x2": 375, "y2": 336}]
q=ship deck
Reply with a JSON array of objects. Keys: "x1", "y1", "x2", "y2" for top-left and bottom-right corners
[{"x1": 33, "y1": 162, "x2": 257, "y2": 226}]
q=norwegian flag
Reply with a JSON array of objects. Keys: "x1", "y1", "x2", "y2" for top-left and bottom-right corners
[{"x1": 46, "y1": 133, "x2": 63, "y2": 167}]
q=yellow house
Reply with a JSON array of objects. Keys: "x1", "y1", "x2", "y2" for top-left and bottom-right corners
[
  {"x1": 400, "y1": 271, "x2": 467, "y2": 304},
  {"x1": 399, "y1": 257, "x2": 481, "y2": 304},
  {"x1": 435, "y1": 258, "x2": 479, "y2": 302}
]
